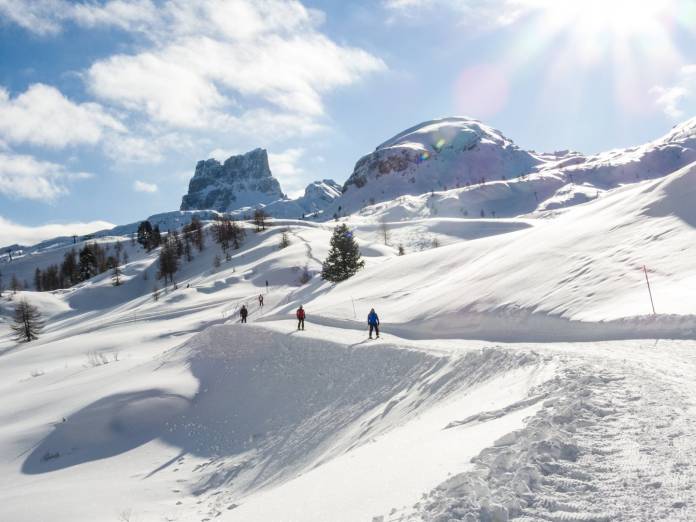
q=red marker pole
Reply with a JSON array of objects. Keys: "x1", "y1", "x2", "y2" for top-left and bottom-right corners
[{"x1": 643, "y1": 265, "x2": 656, "y2": 315}]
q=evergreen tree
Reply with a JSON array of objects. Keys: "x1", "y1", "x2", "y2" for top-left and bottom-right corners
[
  {"x1": 34, "y1": 268, "x2": 42, "y2": 291},
  {"x1": 0, "y1": 269, "x2": 3, "y2": 297},
  {"x1": 137, "y1": 221, "x2": 153, "y2": 250},
  {"x1": 321, "y1": 224, "x2": 365, "y2": 282},
  {"x1": 79, "y1": 244, "x2": 98, "y2": 281},
  {"x1": 61, "y1": 249, "x2": 78, "y2": 286},
  {"x1": 151, "y1": 225, "x2": 162, "y2": 249},
  {"x1": 11, "y1": 299, "x2": 44, "y2": 343}
]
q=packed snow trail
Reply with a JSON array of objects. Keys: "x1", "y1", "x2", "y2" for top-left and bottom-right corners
[{"x1": 375, "y1": 340, "x2": 696, "y2": 522}]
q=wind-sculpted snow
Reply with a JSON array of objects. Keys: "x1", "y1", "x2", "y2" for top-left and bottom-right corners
[
  {"x1": 154, "y1": 327, "x2": 542, "y2": 503},
  {"x1": 388, "y1": 348, "x2": 696, "y2": 521}
]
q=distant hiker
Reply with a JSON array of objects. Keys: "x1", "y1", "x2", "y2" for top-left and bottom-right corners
[
  {"x1": 296, "y1": 305, "x2": 305, "y2": 330},
  {"x1": 368, "y1": 308, "x2": 380, "y2": 339},
  {"x1": 265, "y1": 280, "x2": 269, "y2": 292},
  {"x1": 258, "y1": 294, "x2": 264, "y2": 307},
  {"x1": 240, "y1": 305, "x2": 248, "y2": 323}
]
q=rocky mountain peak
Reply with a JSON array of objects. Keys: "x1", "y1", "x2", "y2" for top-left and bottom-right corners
[{"x1": 180, "y1": 148, "x2": 284, "y2": 212}]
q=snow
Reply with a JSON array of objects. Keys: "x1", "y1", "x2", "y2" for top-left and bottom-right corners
[{"x1": 3, "y1": 121, "x2": 696, "y2": 521}]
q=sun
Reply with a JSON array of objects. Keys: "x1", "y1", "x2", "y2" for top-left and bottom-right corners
[{"x1": 548, "y1": 0, "x2": 671, "y2": 36}]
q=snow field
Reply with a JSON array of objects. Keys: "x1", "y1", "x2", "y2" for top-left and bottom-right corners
[{"x1": 3, "y1": 158, "x2": 696, "y2": 520}]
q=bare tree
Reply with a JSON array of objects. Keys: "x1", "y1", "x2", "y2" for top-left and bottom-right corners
[
  {"x1": 11, "y1": 299, "x2": 44, "y2": 343},
  {"x1": 379, "y1": 218, "x2": 391, "y2": 246},
  {"x1": 278, "y1": 229, "x2": 291, "y2": 249},
  {"x1": 10, "y1": 274, "x2": 20, "y2": 294},
  {"x1": 253, "y1": 208, "x2": 268, "y2": 232}
]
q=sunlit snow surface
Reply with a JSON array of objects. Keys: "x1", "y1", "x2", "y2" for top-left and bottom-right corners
[{"x1": 2, "y1": 162, "x2": 696, "y2": 520}]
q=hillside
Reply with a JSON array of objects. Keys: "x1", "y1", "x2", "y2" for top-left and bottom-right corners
[
  {"x1": 2, "y1": 149, "x2": 696, "y2": 520},
  {"x1": 3, "y1": 117, "x2": 696, "y2": 521}
]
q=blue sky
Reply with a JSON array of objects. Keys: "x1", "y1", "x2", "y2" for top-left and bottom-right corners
[{"x1": 1, "y1": 0, "x2": 695, "y2": 246}]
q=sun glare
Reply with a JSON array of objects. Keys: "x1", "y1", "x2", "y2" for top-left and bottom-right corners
[{"x1": 540, "y1": 0, "x2": 671, "y2": 37}]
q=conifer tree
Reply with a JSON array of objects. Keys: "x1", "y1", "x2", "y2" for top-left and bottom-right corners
[
  {"x1": 151, "y1": 225, "x2": 162, "y2": 249},
  {"x1": 321, "y1": 224, "x2": 365, "y2": 282},
  {"x1": 11, "y1": 299, "x2": 44, "y2": 343},
  {"x1": 34, "y1": 268, "x2": 42, "y2": 291},
  {"x1": 137, "y1": 221, "x2": 153, "y2": 250},
  {"x1": 10, "y1": 274, "x2": 20, "y2": 294},
  {"x1": 79, "y1": 244, "x2": 98, "y2": 281}
]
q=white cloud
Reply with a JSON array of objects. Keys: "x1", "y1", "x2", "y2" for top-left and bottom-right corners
[
  {"x1": 268, "y1": 147, "x2": 305, "y2": 177},
  {"x1": 0, "y1": 83, "x2": 125, "y2": 148},
  {"x1": 103, "y1": 129, "x2": 192, "y2": 163},
  {"x1": 0, "y1": 1, "x2": 384, "y2": 169},
  {"x1": 651, "y1": 65, "x2": 696, "y2": 120},
  {"x1": 71, "y1": 0, "x2": 158, "y2": 31},
  {"x1": 0, "y1": 0, "x2": 64, "y2": 35},
  {"x1": 0, "y1": 215, "x2": 114, "y2": 247},
  {"x1": 208, "y1": 148, "x2": 238, "y2": 161},
  {"x1": 0, "y1": 0, "x2": 157, "y2": 35},
  {"x1": 268, "y1": 147, "x2": 307, "y2": 197},
  {"x1": 133, "y1": 179, "x2": 158, "y2": 192},
  {"x1": 0, "y1": 152, "x2": 90, "y2": 200},
  {"x1": 383, "y1": 0, "x2": 535, "y2": 29},
  {"x1": 81, "y1": 0, "x2": 384, "y2": 132}
]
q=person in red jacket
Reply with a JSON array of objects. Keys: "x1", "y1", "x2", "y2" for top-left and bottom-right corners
[{"x1": 296, "y1": 305, "x2": 305, "y2": 330}]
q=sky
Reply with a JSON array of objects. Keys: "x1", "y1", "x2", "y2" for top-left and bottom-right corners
[{"x1": 1, "y1": 0, "x2": 696, "y2": 247}]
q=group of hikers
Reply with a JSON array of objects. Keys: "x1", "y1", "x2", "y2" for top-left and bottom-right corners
[{"x1": 238, "y1": 293, "x2": 380, "y2": 338}]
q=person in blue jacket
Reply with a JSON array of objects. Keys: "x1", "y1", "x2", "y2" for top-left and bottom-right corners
[{"x1": 368, "y1": 308, "x2": 380, "y2": 339}]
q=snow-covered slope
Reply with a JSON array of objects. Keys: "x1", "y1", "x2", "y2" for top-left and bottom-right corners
[
  {"x1": 295, "y1": 162, "x2": 696, "y2": 339},
  {"x1": 331, "y1": 116, "x2": 696, "y2": 218},
  {"x1": 336, "y1": 117, "x2": 544, "y2": 214},
  {"x1": 4, "y1": 121, "x2": 696, "y2": 522}
]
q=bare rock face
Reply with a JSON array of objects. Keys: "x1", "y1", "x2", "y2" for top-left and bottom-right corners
[{"x1": 180, "y1": 148, "x2": 284, "y2": 212}]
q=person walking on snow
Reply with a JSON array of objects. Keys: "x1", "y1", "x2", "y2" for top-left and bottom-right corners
[
  {"x1": 240, "y1": 304, "x2": 248, "y2": 323},
  {"x1": 258, "y1": 294, "x2": 264, "y2": 307},
  {"x1": 296, "y1": 305, "x2": 305, "y2": 330},
  {"x1": 368, "y1": 308, "x2": 380, "y2": 339}
]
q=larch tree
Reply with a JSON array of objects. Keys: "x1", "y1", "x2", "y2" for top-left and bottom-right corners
[{"x1": 11, "y1": 299, "x2": 44, "y2": 343}]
